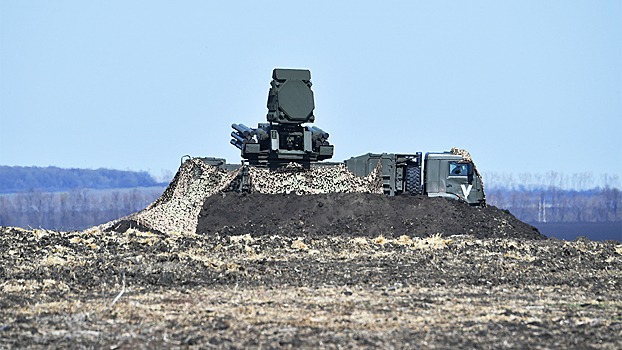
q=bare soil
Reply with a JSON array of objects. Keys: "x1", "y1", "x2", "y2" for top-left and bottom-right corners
[
  {"x1": 196, "y1": 193, "x2": 544, "y2": 240},
  {"x1": 1, "y1": 192, "x2": 621, "y2": 350}
]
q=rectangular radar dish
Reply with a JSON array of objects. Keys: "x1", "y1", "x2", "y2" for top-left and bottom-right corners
[{"x1": 273, "y1": 69, "x2": 311, "y2": 81}]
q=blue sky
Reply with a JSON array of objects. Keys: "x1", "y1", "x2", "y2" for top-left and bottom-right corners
[{"x1": 1, "y1": 1, "x2": 620, "y2": 183}]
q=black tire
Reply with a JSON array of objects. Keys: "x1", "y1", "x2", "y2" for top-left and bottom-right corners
[{"x1": 406, "y1": 166, "x2": 422, "y2": 195}]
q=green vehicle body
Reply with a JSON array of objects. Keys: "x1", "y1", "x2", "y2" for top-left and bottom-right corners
[{"x1": 344, "y1": 152, "x2": 486, "y2": 206}]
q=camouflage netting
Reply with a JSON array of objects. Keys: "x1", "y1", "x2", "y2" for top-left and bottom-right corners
[
  {"x1": 451, "y1": 147, "x2": 486, "y2": 205},
  {"x1": 102, "y1": 149, "x2": 489, "y2": 234},
  {"x1": 248, "y1": 162, "x2": 383, "y2": 195},
  {"x1": 102, "y1": 158, "x2": 384, "y2": 233},
  {"x1": 103, "y1": 159, "x2": 240, "y2": 233}
]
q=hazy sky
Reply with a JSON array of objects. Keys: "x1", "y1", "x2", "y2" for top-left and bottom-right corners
[{"x1": 1, "y1": 1, "x2": 620, "y2": 181}]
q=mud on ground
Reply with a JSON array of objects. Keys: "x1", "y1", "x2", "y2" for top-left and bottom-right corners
[{"x1": 1, "y1": 224, "x2": 621, "y2": 349}]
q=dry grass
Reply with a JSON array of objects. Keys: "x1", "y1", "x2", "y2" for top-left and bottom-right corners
[
  {"x1": 1, "y1": 226, "x2": 621, "y2": 349},
  {"x1": 5, "y1": 283, "x2": 621, "y2": 349}
]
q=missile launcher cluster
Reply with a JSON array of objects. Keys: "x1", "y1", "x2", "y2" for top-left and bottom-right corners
[
  {"x1": 227, "y1": 68, "x2": 485, "y2": 205},
  {"x1": 230, "y1": 69, "x2": 333, "y2": 169}
]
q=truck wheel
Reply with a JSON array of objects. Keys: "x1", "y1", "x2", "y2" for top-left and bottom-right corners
[{"x1": 406, "y1": 166, "x2": 422, "y2": 195}]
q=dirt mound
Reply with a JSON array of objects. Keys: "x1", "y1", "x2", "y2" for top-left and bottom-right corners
[
  {"x1": 102, "y1": 159, "x2": 383, "y2": 234},
  {"x1": 196, "y1": 192, "x2": 544, "y2": 239},
  {"x1": 103, "y1": 158, "x2": 542, "y2": 240}
]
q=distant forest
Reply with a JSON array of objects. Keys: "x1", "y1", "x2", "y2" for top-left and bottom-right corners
[
  {"x1": 486, "y1": 188, "x2": 621, "y2": 223},
  {"x1": 0, "y1": 165, "x2": 165, "y2": 193},
  {"x1": 0, "y1": 166, "x2": 620, "y2": 232},
  {"x1": 0, "y1": 165, "x2": 167, "y2": 230},
  {"x1": 0, "y1": 187, "x2": 165, "y2": 231}
]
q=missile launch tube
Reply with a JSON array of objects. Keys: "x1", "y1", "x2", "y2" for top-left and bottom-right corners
[
  {"x1": 231, "y1": 123, "x2": 254, "y2": 138},
  {"x1": 310, "y1": 126, "x2": 329, "y2": 140},
  {"x1": 230, "y1": 139, "x2": 243, "y2": 150},
  {"x1": 231, "y1": 132, "x2": 246, "y2": 144}
]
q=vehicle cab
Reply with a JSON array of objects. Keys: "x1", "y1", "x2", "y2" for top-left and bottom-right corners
[{"x1": 424, "y1": 152, "x2": 485, "y2": 206}]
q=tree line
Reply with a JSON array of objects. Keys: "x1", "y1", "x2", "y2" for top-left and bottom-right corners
[
  {"x1": 486, "y1": 187, "x2": 621, "y2": 223},
  {"x1": 483, "y1": 171, "x2": 621, "y2": 191},
  {"x1": 483, "y1": 171, "x2": 621, "y2": 224},
  {"x1": 0, "y1": 187, "x2": 165, "y2": 231},
  {"x1": 0, "y1": 186, "x2": 619, "y2": 231},
  {"x1": 0, "y1": 166, "x2": 620, "y2": 230},
  {"x1": 0, "y1": 166, "x2": 165, "y2": 194}
]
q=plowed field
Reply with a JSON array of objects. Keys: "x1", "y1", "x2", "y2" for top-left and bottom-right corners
[{"x1": 1, "y1": 193, "x2": 621, "y2": 349}]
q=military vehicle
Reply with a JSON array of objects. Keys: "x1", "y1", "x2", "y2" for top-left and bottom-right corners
[
  {"x1": 197, "y1": 68, "x2": 485, "y2": 206},
  {"x1": 345, "y1": 152, "x2": 485, "y2": 205},
  {"x1": 230, "y1": 69, "x2": 333, "y2": 169}
]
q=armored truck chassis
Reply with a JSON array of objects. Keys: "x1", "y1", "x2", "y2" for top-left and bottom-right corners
[{"x1": 344, "y1": 152, "x2": 485, "y2": 206}]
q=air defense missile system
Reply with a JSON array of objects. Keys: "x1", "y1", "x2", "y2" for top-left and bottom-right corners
[
  {"x1": 230, "y1": 69, "x2": 334, "y2": 168},
  {"x1": 192, "y1": 68, "x2": 486, "y2": 206}
]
